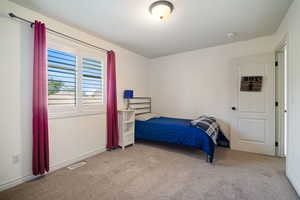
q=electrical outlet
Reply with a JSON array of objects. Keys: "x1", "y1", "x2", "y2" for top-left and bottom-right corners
[{"x1": 12, "y1": 154, "x2": 20, "y2": 164}]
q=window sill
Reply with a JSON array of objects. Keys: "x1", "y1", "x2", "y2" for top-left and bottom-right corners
[{"x1": 48, "y1": 111, "x2": 106, "y2": 120}]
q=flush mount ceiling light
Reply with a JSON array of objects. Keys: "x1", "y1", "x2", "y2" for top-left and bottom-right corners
[{"x1": 149, "y1": 1, "x2": 174, "y2": 20}]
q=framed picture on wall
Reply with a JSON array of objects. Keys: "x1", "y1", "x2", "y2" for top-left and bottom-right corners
[{"x1": 240, "y1": 76, "x2": 263, "y2": 92}]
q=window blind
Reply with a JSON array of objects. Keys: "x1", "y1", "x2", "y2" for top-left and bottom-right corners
[
  {"x1": 47, "y1": 48, "x2": 76, "y2": 106},
  {"x1": 82, "y1": 58, "x2": 103, "y2": 105}
]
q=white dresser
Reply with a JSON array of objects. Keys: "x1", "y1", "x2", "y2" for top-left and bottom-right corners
[{"x1": 118, "y1": 110, "x2": 135, "y2": 149}]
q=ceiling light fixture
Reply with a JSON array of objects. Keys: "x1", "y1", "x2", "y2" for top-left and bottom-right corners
[{"x1": 149, "y1": 1, "x2": 174, "y2": 20}]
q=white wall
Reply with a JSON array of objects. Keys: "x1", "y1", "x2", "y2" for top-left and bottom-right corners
[
  {"x1": 274, "y1": 0, "x2": 300, "y2": 195},
  {"x1": 0, "y1": 0, "x2": 149, "y2": 190},
  {"x1": 149, "y1": 36, "x2": 275, "y2": 138}
]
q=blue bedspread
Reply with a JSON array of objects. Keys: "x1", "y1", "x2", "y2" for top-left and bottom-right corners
[{"x1": 135, "y1": 117, "x2": 223, "y2": 159}]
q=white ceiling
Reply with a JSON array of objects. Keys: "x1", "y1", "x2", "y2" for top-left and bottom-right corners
[{"x1": 9, "y1": 0, "x2": 293, "y2": 58}]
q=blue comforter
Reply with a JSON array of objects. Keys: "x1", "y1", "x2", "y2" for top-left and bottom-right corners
[{"x1": 135, "y1": 117, "x2": 229, "y2": 159}]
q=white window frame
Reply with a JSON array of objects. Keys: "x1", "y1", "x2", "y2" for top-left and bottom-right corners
[{"x1": 47, "y1": 33, "x2": 106, "y2": 119}]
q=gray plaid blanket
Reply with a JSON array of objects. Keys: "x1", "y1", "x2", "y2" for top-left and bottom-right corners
[{"x1": 190, "y1": 116, "x2": 219, "y2": 144}]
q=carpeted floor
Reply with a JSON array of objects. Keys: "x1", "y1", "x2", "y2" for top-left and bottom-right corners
[{"x1": 0, "y1": 141, "x2": 299, "y2": 200}]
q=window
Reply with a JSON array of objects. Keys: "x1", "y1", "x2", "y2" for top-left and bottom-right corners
[{"x1": 47, "y1": 37, "x2": 106, "y2": 118}]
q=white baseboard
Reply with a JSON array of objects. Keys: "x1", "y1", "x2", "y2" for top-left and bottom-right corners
[
  {"x1": 0, "y1": 147, "x2": 106, "y2": 192},
  {"x1": 50, "y1": 147, "x2": 106, "y2": 172},
  {"x1": 0, "y1": 174, "x2": 37, "y2": 192},
  {"x1": 286, "y1": 172, "x2": 300, "y2": 197}
]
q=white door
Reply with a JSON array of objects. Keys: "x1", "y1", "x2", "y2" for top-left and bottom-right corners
[{"x1": 231, "y1": 54, "x2": 275, "y2": 156}]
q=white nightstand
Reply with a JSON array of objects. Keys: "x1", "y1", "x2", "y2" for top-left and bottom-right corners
[{"x1": 118, "y1": 110, "x2": 135, "y2": 149}]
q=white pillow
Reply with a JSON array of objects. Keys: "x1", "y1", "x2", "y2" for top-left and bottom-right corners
[{"x1": 135, "y1": 113, "x2": 159, "y2": 121}]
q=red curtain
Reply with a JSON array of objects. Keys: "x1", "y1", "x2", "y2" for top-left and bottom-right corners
[
  {"x1": 106, "y1": 51, "x2": 119, "y2": 149},
  {"x1": 32, "y1": 21, "x2": 49, "y2": 175}
]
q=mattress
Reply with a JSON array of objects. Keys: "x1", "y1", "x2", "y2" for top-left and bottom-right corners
[{"x1": 135, "y1": 117, "x2": 216, "y2": 158}]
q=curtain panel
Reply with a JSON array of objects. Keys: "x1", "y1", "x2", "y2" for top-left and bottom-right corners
[{"x1": 32, "y1": 21, "x2": 49, "y2": 175}]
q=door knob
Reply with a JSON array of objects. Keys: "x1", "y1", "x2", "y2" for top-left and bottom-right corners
[{"x1": 232, "y1": 107, "x2": 236, "y2": 110}]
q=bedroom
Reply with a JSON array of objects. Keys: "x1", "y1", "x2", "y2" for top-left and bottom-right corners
[{"x1": 0, "y1": 0, "x2": 299, "y2": 199}]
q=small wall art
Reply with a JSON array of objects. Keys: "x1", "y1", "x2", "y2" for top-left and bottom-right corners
[{"x1": 240, "y1": 76, "x2": 263, "y2": 92}]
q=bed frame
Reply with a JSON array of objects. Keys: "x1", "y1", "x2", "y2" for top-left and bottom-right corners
[
  {"x1": 129, "y1": 96, "x2": 214, "y2": 163},
  {"x1": 128, "y1": 97, "x2": 152, "y2": 115}
]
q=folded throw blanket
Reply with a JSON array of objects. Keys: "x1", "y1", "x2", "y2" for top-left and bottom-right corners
[{"x1": 190, "y1": 116, "x2": 219, "y2": 144}]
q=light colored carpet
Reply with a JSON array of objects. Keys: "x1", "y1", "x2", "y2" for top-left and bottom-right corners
[{"x1": 0, "y1": 141, "x2": 299, "y2": 200}]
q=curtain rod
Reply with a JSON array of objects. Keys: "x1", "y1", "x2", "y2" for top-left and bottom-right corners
[{"x1": 8, "y1": 12, "x2": 110, "y2": 53}]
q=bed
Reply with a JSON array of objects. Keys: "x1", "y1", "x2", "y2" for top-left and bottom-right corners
[{"x1": 129, "y1": 97, "x2": 229, "y2": 163}]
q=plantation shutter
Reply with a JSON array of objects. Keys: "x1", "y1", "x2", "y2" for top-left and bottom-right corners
[
  {"x1": 81, "y1": 58, "x2": 104, "y2": 105},
  {"x1": 47, "y1": 48, "x2": 76, "y2": 106}
]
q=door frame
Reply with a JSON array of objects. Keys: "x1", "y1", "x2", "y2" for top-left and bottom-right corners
[{"x1": 275, "y1": 39, "x2": 288, "y2": 157}]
